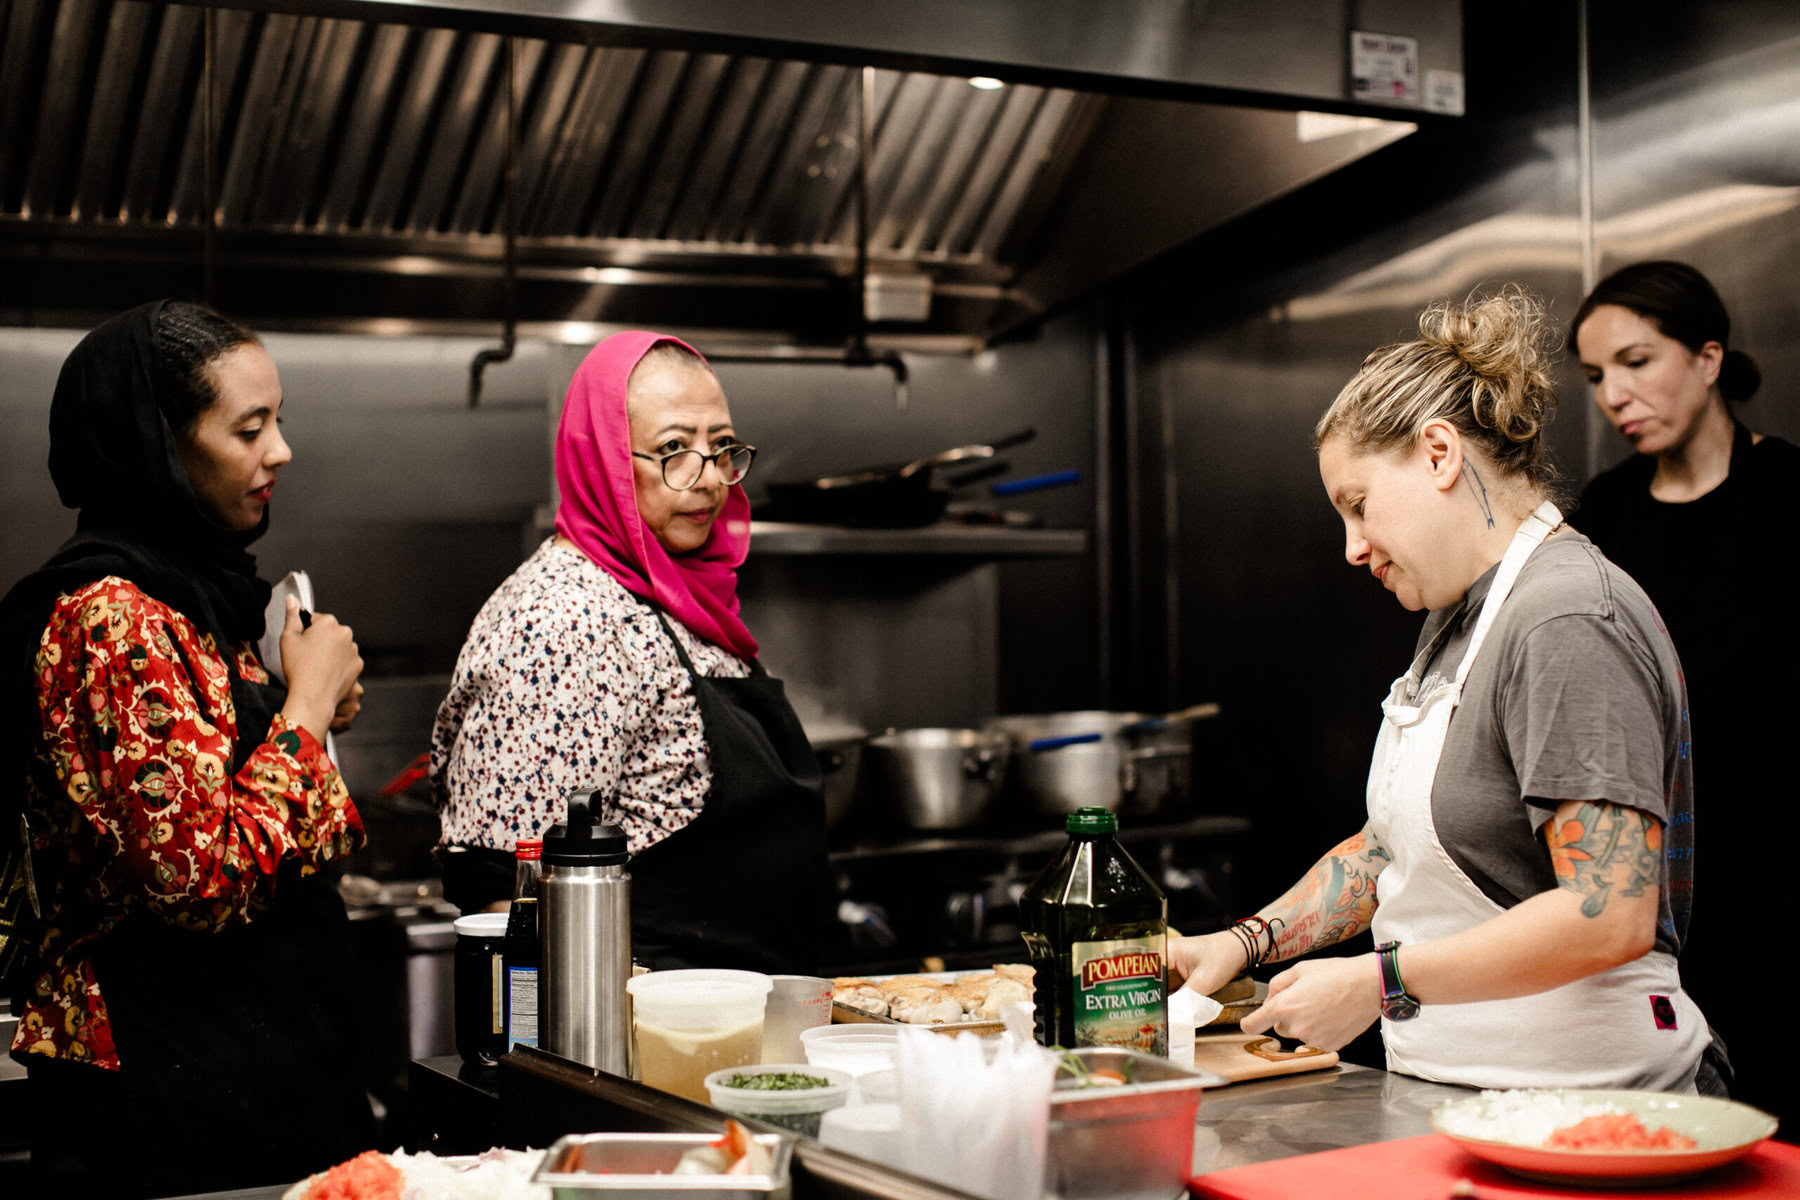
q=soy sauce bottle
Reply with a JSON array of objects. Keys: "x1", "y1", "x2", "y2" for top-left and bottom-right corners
[
  {"x1": 1019, "y1": 807, "x2": 1167, "y2": 1055},
  {"x1": 503, "y1": 838, "x2": 544, "y2": 1050}
]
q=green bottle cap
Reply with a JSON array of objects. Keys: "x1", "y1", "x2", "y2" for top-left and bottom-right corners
[{"x1": 1066, "y1": 806, "x2": 1118, "y2": 834}]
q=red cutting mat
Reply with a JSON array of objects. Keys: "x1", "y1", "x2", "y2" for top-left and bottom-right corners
[{"x1": 1189, "y1": 1134, "x2": 1800, "y2": 1199}]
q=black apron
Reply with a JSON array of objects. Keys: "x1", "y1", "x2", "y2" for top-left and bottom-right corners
[
  {"x1": 81, "y1": 865, "x2": 375, "y2": 1196},
  {"x1": 628, "y1": 611, "x2": 831, "y2": 975}
]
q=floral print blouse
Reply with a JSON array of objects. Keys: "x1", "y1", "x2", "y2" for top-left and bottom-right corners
[
  {"x1": 9, "y1": 578, "x2": 363, "y2": 1070},
  {"x1": 431, "y1": 539, "x2": 750, "y2": 855}
]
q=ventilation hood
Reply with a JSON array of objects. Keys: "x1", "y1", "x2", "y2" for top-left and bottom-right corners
[{"x1": 0, "y1": 0, "x2": 1455, "y2": 348}]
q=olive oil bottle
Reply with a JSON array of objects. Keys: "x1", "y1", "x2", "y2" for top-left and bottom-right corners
[{"x1": 1019, "y1": 807, "x2": 1167, "y2": 1054}]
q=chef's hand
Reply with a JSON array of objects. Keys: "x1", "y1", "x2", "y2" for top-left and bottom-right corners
[
  {"x1": 1239, "y1": 953, "x2": 1382, "y2": 1052},
  {"x1": 329, "y1": 681, "x2": 365, "y2": 732},
  {"x1": 1168, "y1": 931, "x2": 1249, "y2": 998},
  {"x1": 278, "y1": 596, "x2": 363, "y2": 744}
]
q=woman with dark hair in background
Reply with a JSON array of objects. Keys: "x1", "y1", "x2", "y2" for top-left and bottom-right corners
[
  {"x1": 0, "y1": 302, "x2": 374, "y2": 1196},
  {"x1": 1572, "y1": 261, "x2": 1800, "y2": 1126}
]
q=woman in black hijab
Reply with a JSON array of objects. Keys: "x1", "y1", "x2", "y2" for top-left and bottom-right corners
[{"x1": 0, "y1": 301, "x2": 374, "y2": 1196}]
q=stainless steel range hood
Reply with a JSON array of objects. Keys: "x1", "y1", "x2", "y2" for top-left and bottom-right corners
[{"x1": 0, "y1": 0, "x2": 1451, "y2": 345}]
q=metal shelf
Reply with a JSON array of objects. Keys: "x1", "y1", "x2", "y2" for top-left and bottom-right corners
[
  {"x1": 829, "y1": 812, "x2": 1251, "y2": 864},
  {"x1": 749, "y1": 521, "x2": 1088, "y2": 557}
]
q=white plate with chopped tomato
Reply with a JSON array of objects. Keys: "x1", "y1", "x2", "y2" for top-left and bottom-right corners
[{"x1": 1430, "y1": 1087, "x2": 1778, "y2": 1186}]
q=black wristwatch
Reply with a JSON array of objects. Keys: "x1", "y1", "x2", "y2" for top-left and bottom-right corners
[{"x1": 1375, "y1": 941, "x2": 1420, "y2": 1021}]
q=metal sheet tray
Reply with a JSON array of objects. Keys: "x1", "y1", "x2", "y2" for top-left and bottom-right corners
[{"x1": 532, "y1": 1131, "x2": 792, "y2": 1196}]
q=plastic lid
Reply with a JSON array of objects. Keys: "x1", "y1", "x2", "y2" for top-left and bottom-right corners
[
  {"x1": 452, "y1": 912, "x2": 510, "y2": 937},
  {"x1": 545, "y1": 792, "x2": 629, "y2": 866},
  {"x1": 513, "y1": 839, "x2": 543, "y2": 860},
  {"x1": 1067, "y1": 806, "x2": 1118, "y2": 834}
]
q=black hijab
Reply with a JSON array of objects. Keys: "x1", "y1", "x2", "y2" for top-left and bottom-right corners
[{"x1": 0, "y1": 301, "x2": 280, "y2": 817}]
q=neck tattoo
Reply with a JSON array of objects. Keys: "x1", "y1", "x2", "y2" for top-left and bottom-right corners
[{"x1": 1460, "y1": 461, "x2": 1496, "y2": 529}]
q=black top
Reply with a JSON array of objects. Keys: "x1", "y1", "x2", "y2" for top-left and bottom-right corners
[{"x1": 1574, "y1": 421, "x2": 1800, "y2": 1116}]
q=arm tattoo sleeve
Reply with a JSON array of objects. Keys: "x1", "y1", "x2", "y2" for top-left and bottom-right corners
[
  {"x1": 1545, "y1": 801, "x2": 1663, "y2": 918},
  {"x1": 1261, "y1": 826, "x2": 1392, "y2": 962}
]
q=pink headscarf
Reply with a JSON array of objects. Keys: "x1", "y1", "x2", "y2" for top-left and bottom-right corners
[{"x1": 554, "y1": 331, "x2": 758, "y2": 660}]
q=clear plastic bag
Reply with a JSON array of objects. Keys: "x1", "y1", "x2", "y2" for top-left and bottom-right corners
[{"x1": 893, "y1": 1027, "x2": 1061, "y2": 1200}]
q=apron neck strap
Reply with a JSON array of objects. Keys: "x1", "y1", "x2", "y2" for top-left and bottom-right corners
[{"x1": 1451, "y1": 500, "x2": 1562, "y2": 687}]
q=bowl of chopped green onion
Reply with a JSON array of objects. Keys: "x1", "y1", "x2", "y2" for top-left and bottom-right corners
[{"x1": 703, "y1": 1063, "x2": 854, "y2": 1138}]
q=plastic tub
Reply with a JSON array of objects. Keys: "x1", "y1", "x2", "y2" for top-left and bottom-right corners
[
  {"x1": 703, "y1": 1063, "x2": 852, "y2": 1137},
  {"x1": 799, "y1": 1025, "x2": 904, "y2": 1077},
  {"x1": 627, "y1": 969, "x2": 773, "y2": 1103},
  {"x1": 852, "y1": 1067, "x2": 899, "y2": 1105}
]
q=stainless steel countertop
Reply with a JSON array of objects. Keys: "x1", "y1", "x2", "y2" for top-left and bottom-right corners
[{"x1": 1192, "y1": 1061, "x2": 1471, "y2": 1175}]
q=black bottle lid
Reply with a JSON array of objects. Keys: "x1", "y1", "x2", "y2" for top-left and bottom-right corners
[{"x1": 545, "y1": 791, "x2": 629, "y2": 866}]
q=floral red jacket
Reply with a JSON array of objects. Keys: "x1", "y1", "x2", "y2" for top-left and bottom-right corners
[{"x1": 9, "y1": 578, "x2": 364, "y2": 1070}]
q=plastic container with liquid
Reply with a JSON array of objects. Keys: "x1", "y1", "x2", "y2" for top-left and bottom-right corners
[{"x1": 626, "y1": 968, "x2": 771, "y2": 1103}]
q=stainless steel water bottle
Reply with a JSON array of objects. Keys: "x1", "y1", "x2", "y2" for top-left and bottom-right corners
[{"x1": 540, "y1": 791, "x2": 632, "y2": 1074}]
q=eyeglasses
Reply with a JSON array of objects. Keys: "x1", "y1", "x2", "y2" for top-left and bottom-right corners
[{"x1": 631, "y1": 444, "x2": 757, "y2": 490}]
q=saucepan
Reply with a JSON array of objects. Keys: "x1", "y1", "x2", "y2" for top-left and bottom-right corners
[
  {"x1": 762, "y1": 429, "x2": 1036, "y2": 527},
  {"x1": 985, "y1": 704, "x2": 1219, "y2": 817},
  {"x1": 862, "y1": 728, "x2": 1010, "y2": 829}
]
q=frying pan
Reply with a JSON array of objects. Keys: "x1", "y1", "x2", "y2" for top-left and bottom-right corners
[{"x1": 762, "y1": 428, "x2": 1036, "y2": 527}]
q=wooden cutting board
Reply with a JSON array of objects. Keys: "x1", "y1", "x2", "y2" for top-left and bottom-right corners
[{"x1": 1189, "y1": 1030, "x2": 1339, "y2": 1084}]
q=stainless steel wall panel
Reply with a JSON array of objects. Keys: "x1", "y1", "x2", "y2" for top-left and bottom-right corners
[{"x1": 1587, "y1": 4, "x2": 1800, "y2": 449}]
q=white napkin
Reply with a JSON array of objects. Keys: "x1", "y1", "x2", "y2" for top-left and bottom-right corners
[
  {"x1": 1168, "y1": 989, "x2": 1223, "y2": 1068},
  {"x1": 894, "y1": 1028, "x2": 1060, "y2": 1200},
  {"x1": 257, "y1": 570, "x2": 336, "y2": 762}
]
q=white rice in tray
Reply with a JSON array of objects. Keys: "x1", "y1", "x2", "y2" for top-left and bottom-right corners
[
  {"x1": 394, "y1": 1148, "x2": 548, "y2": 1200},
  {"x1": 1435, "y1": 1089, "x2": 1625, "y2": 1146}
]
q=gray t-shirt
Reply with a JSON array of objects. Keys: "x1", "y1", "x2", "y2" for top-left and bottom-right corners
[{"x1": 1415, "y1": 531, "x2": 1694, "y2": 957}]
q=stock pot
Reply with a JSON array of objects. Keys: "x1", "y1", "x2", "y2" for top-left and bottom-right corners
[
  {"x1": 863, "y1": 728, "x2": 1010, "y2": 829},
  {"x1": 985, "y1": 709, "x2": 1202, "y2": 817}
]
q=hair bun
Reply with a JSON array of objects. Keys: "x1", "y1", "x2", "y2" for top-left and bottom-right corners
[
  {"x1": 1718, "y1": 348, "x2": 1761, "y2": 404},
  {"x1": 1416, "y1": 287, "x2": 1555, "y2": 446}
]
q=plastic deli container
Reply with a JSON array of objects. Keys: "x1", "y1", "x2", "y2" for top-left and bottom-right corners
[
  {"x1": 1046, "y1": 1047, "x2": 1222, "y2": 1200},
  {"x1": 798, "y1": 1024, "x2": 904, "y2": 1078},
  {"x1": 627, "y1": 969, "x2": 773, "y2": 1103},
  {"x1": 703, "y1": 1063, "x2": 852, "y2": 1137}
]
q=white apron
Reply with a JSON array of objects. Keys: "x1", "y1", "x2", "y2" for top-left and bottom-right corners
[{"x1": 1367, "y1": 502, "x2": 1705, "y2": 1092}]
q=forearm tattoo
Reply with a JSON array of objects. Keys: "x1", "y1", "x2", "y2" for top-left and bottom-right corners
[
  {"x1": 1546, "y1": 802, "x2": 1663, "y2": 918},
  {"x1": 1460, "y1": 460, "x2": 1496, "y2": 529},
  {"x1": 1263, "y1": 828, "x2": 1391, "y2": 962}
]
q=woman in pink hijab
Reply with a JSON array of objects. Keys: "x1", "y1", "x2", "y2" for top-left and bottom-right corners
[{"x1": 431, "y1": 333, "x2": 829, "y2": 975}]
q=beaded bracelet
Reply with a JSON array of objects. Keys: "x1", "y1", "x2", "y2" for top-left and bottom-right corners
[{"x1": 1227, "y1": 915, "x2": 1286, "y2": 972}]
